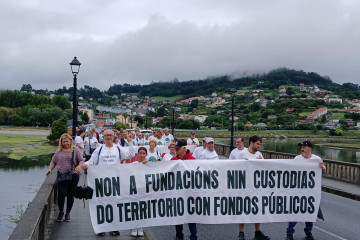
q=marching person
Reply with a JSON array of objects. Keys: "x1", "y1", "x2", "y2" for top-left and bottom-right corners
[
  {"x1": 162, "y1": 127, "x2": 174, "y2": 146},
  {"x1": 82, "y1": 129, "x2": 135, "y2": 237},
  {"x1": 187, "y1": 131, "x2": 199, "y2": 146},
  {"x1": 130, "y1": 147, "x2": 148, "y2": 237},
  {"x1": 199, "y1": 137, "x2": 219, "y2": 160},
  {"x1": 155, "y1": 129, "x2": 166, "y2": 146},
  {"x1": 171, "y1": 139, "x2": 197, "y2": 240},
  {"x1": 193, "y1": 137, "x2": 207, "y2": 159},
  {"x1": 237, "y1": 136, "x2": 270, "y2": 240},
  {"x1": 286, "y1": 140, "x2": 326, "y2": 240},
  {"x1": 46, "y1": 133, "x2": 84, "y2": 222},
  {"x1": 229, "y1": 137, "x2": 246, "y2": 160},
  {"x1": 146, "y1": 140, "x2": 162, "y2": 162},
  {"x1": 91, "y1": 127, "x2": 99, "y2": 141},
  {"x1": 74, "y1": 128, "x2": 86, "y2": 156},
  {"x1": 162, "y1": 142, "x2": 177, "y2": 161}
]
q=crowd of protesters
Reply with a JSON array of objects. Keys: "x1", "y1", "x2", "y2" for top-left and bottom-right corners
[{"x1": 46, "y1": 126, "x2": 326, "y2": 240}]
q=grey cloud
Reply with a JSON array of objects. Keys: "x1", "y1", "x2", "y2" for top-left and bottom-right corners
[{"x1": 1, "y1": 0, "x2": 360, "y2": 90}]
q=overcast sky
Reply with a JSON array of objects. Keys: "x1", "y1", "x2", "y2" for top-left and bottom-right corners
[{"x1": 1, "y1": 0, "x2": 359, "y2": 91}]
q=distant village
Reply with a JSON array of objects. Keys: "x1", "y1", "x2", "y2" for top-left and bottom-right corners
[{"x1": 51, "y1": 82, "x2": 360, "y2": 130}]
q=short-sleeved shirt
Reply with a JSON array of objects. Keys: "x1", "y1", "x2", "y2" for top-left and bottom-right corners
[{"x1": 238, "y1": 149, "x2": 263, "y2": 159}]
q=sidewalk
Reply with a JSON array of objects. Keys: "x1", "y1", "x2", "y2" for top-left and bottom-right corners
[
  {"x1": 322, "y1": 177, "x2": 360, "y2": 201},
  {"x1": 48, "y1": 198, "x2": 141, "y2": 240}
]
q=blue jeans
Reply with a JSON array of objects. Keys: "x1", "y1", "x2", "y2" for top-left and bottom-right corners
[
  {"x1": 175, "y1": 223, "x2": 197, "y2": 240},
  {"x1": 287, "y1": 222, "x2": 313, "y2": 235},
  {"x1": 57, "y1": 173, "x2": 79, "y2": 213}
]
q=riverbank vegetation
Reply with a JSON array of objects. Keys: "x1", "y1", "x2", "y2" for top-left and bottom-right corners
[{"x1": 0, "y1": 133, "x2": 57, "y2": 160}]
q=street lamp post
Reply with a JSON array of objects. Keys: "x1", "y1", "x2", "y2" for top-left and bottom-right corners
[
  {"x1": 171, "y1": 102, "x2": 175, "y2": 136},
  {"x1": 70, "y1": 57, "x2": 81, "y2": 140},
  {"x1": 230, "y1": 88, "x2": 237, "y2": 151}
]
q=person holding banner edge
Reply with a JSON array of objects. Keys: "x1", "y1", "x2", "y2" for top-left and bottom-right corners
[
  {"x1": 82, "y1": 129, "x2": 135, "y2": 237},
  {"x1": 130, "y1": 147, "x2": 149, "y2": 237},
  {"x1": 286, "y1": 140, "x2": 326, "y2": 240},
  {"x1": 237, "y1": 136, "x2": 270, "y2": 240},
  {"x1": 171, "y1": 139, "x2": 198, "y2": 240}
]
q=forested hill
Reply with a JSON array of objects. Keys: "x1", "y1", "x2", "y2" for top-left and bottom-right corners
[{"x1": 107, "y1": 68, "x2": 360, "y2": 99}]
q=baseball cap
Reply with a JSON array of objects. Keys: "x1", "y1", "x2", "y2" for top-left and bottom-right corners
[
  {"x1": 175, "y1": 139, "x2": 187, "y2": 149},
  {"x1": 298, "y1": 140, "x2": 313, "y2": 148},
  {"x1": 206, "y1": 137, "x2": 214, "y2": 143},
  {"x1": 191, "y1": 131, "x2": 196, "y2": 134},
  {"x1": 202, "y1": 137, "x2": 207, "y2": 142}
]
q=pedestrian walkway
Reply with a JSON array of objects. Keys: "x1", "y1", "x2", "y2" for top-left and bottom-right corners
[{"x1": 48, "y1": 175, "x2": 142, "y2": 240}]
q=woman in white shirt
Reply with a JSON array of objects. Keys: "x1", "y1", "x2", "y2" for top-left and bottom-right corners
[
  {"x1": 162, "y1": 142, "x2": 176, "y2": 161},
  {"x1": 146, "y1": 140, "x2": 161, "y2": 162}
]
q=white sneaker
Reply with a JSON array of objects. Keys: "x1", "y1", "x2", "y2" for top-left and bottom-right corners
[
  {"x1": 131, "y1": 228, "x2": 138, "y2": 237},
  {"x1": 137, "y1": 228, "x2": 143, "y2": 237}
]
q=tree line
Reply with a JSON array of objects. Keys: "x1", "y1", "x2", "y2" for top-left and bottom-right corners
[{"x1": 0, "y1": 90, "x2": 72, "y2": 126}]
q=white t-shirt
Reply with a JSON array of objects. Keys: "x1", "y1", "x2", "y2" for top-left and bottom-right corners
[
  {"x1": 187, "y1": 138, "x2": 199, "y2": 146},
  {"x1": 146, "y1": 150, "x2": 161, "y2": 162},
  {"x1": 294, "y1": 153, "x2": 322, "y2": 162},
  {"x1": 238, "y1": 149, "x2": 263, "y2": 160},
  {"x1": 84, "y1": 143, "x2": 135, "y2": 166},
  {"x1": 143, "y1": 139, "x2": 150, "y2": 146},
  {"x1": 199, "y1": 149, "x2": 219, "y2": 160},
  {"x1": 137, "y1": 138, "x2": 144, "y2": 146},
  {"x1": 162, "y1": 134, "x2": 174, "y2": 146},
  {"x1": 193, "y1": 146, "x2": 206, "y2": 159},
  {"x1": 229, "y1": 147, "x2": 247, "y2": 160},
  {"x1": 74, "y1": 136, "x2": 84, "y2": 155},
  {"x1": 84, "y1": 137, "x2": 99, "y2": 155},
  {"x1": 155, "y1": 138, "x2": 166, "y2": 146},
  {"x1": 162, "y1": 153, "x2": 175, "y2": 161}
]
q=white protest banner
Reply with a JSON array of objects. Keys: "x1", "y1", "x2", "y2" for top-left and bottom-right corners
[{"x1": 87, "y1": 159, "x2": 322, "y2": 233}]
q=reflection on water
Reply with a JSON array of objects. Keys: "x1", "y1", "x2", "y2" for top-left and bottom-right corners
[
  {"x1": 0, "y1": 154, "x2": 51, "y2": 239},
  {"x1": 0, "y1": 153, "x2": 52, "y2": 170},
  {"x1": 216, "y1": 138, "x2": 360, "y2": 163}
]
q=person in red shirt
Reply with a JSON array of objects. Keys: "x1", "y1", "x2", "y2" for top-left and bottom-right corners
[{"x1": 171, "y1": 139, "x2": 197, "y2": 240}]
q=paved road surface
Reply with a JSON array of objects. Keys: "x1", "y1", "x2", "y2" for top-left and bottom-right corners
[{"x1": 146, "y1": 192, "x2": 360, "y2": 240}]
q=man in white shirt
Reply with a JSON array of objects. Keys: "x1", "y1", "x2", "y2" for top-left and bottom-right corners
[
  {"x1": 155, "y1": 129, "x2": 166, "y2": 146},
  {"x1": 83, "y1": 129, "x2": 135, "y2": 167},
  {"x1": 82, "y1": 130, "x2": 135, "y2": 236},
  {"x1": 162, "y1": 128, "x2": 174, "y2": 146},
  {"x1": 199, "y1": 137, "x2": 219, "y2": 160},
  {"x1": 229, "y1": 137, "x2": 247, "y2": 160},
  {"x1": 187, "y1": 131, "x2": 199, "y2": 146},
  {"x1": 193, "y1": 137, "x2": 207, "y2": 159},
  {"x1": 237, "y1": 136, "x2": 269, "y2": 240},
  {"x1": 286, "y1": 140, "x2": 326, "y2": 240}
]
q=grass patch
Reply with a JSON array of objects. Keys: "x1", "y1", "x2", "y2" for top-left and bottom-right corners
[
  {"x1": 6, "y1": 143, "x2": 57, "y2": 160},
  {"x1": 329, "y1": 113, "x2": 345, "y2": 119},
  {"x1": 0, "y1": 135, "x2": 46, "y2": 148},
  {"x1": 0, "y1": 132, "x2": 57, "y2": 160},
  {"x1": 151, "y1": 95, "x2": 184, "y2": 101}
]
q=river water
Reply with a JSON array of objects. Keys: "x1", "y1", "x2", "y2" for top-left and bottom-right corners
[
  {"x1": 0, "y1": 154, "x2": 51, "y2": 239},
  {"x1": 1, "y1": 138, "x2": 359, "y2": 239}
]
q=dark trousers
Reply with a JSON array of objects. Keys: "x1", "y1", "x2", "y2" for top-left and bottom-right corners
[
  {"x1": 175, "y1": 223, "x2": 197, "y2": 240},
  {"x1": 287, "y1": 221, "x2": 313, "y2": 235},
  {"x1": 57, "y1": 173, "x2": 79, "y2": 213}
]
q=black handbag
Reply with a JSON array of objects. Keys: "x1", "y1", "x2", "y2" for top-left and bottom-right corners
[{"x1": 56, "y1": 151, "x2": 75, "y2": 183}]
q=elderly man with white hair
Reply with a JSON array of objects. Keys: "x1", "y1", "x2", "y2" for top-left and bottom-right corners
[
  {"x1": 162, "y1": 127, "x2": 174, "y2": 146},
  {"x1": 82, "y1": 129, "x2": 135, "y2": 237}
]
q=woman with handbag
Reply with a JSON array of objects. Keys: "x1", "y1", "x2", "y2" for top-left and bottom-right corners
[{"x1": 46, "y1": 133, "x2": 84, "y2": 222}]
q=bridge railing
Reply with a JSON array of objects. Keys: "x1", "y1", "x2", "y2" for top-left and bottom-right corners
[
  {"x1": 215, "y1": 143, "x2": 360, "y2": 186},
  {"x1": 9, "y1": 171, "x2": 57, "y2": 240}
]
